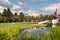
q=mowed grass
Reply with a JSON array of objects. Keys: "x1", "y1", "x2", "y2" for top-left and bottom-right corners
[
  {"x1": 0, "y1": 22, "x2": 47, "y2": 35},
  {"x1": 0, "y1": 22, "x2": 49, "y2": 29},
  {"x1": 0, "y1": 22, "x2": 34, "y2": 29},
  {"x1": 0, "y1": 22, "x2": 60, "y2": 30}
]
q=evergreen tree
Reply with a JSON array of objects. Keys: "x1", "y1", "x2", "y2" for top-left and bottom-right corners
[
  {"x1": 6, "y1": 8, "x2": 13, "y2": 22},
  {"x1": 3, "y1": 9, "x2": 7, "y2": 17},
  {"x1": 14, "y1": 13, "x2": 19, "y2": 22},
  {"x1": 14, "y1": 13, "x2": 17, "y2": 16},
  {"x1": 20, "y1": 12, "x2": 24, "y2": 22},
  {"x1": 0, "y1": 12, "x2": 3, "y2": 23},
  {"x1": 3, "y1": 8, "x2": 13, "y2": 22},
  {"x1": 3, "y1": 9, "x2": 7, "y2": 22}
]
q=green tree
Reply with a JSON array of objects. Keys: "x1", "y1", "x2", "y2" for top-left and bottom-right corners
[
  {"x1": 0, "y1": 12, "x2": 3, "y2": 23},
  {"x1": 3, "y1": 9, "x2": 7, "y2": 22},
  {"x1": 3, "y1": 9, "x2": 7, "y2": 17},
  {"x1": 49, "y1": 15, "x2": 53, "y2": 20},
  {"x1": 0, "y1": 12, "x2": 2, "y2": 16},
  {"x1": 14, "y1": 13, "x2": 19, "y2": 22},
  {"x1": 19, "y1": 12, "x2": 24, "y2": 22},
  {"x1": 24, "y1": 16, "x2": 33, "y2": 22},
  {"x1": 6, "y1": 8, "x2": 13, "y2": 22},
  {"x1": 3, "y1": 8, "x2": 13, "y2": 22},
  {"x1": 37, "y1": 14, "x2": 44, "y2": 22},
  {"x1": 43, "y1": 15, "x2": 49, "y2": 20},
  {"x1": 14, "y1": 13, "x2": 17, "y2": 16}
]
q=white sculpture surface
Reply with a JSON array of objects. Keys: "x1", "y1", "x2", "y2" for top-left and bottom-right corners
[{"x1": 52, "y1": 19, "x2": 58, "y2": 28}]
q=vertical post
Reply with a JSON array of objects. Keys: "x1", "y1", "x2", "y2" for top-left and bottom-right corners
[{"x1": 56, "y1": 9, "x2": 57, "y2": 13}]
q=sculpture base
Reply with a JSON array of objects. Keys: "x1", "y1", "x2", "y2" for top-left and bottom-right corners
[{"x1": 52, "y1": 19, "x2": 58, "y2": 28}]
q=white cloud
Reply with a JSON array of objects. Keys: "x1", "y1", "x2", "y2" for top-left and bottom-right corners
[
  {"x1": 28, "y1": 3, "x2": 60, "y2": 16},
  {"x1": 0, "y1": 6, "x2": 6, "y2": 13},
  {"x1": 11, "y1": 10, "x2": 23, "y2": 15},
  {"x1": 0, "y1": 0, "x2": 13, "y2": 13},
  {"x1": 40, "y1": 3, "x2": 60, "y2": 15},
  {"x1": 11, "y1": 5, "x2": 24, "y2": 14},
  {"x1": 41, "y1": 3, "x2": 60, "y2": 11},
  {"x1": 10, "y1": 2, "x2": 30, "y2": 14},
  {"x1": 11, "y1": 5, "x2": 21, "y2": 11},
  {"x1": 0, "y1": 0, "x2": 13, "y2": 8},
  {"x1": 28, "y1": 10, "x2": 41, "y2": 17},
  {"x1": 0, "y1": 0, "x2": 30, "y2": 14},
  {"x1": 0, "y1": 0, "x2": 60, "y2": 17},
  {"x1": 19, "y1": 2, "x2": 30, "y2": 10}
]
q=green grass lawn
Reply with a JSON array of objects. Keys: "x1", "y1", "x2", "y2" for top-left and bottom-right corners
[
  {"x1": 0, "y1": 22, "x2": 36, "y2": 40},
  {"x1": 0, "y1": 22, "x2": 60, "y2": 31},
  {"x1": 0, "y1": 22, "x2": 60, "y2": 40},
  {"x1": 0, "y1": 22, "x2": 48, "y2": 29},
  {"x1": 0, "y1": 22, "x2": 34, "y2": 29}
]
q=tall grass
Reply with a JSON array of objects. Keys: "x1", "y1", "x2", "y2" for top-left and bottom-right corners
[
  {"x1": 0, "y1": 27, "x2": 60, "y2": 40},
  {"x1": 20, "y1": 27, "x2": 60, "y2": 40},
  {"x1": 0, "y1": 22, "x2": 60, "y2": 40}
]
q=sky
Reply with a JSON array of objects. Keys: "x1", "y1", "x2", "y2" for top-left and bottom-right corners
[{"x1": 0, "y1": 0, "x2": 60, "y2": 16}]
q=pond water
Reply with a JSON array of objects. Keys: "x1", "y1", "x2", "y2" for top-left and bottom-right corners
[
  {"x1": 20, "y1": 20, "x2": 58, "y2": 37},
  {"x1": 20, "y1": 27, "x2": 51, "y2": 37}
]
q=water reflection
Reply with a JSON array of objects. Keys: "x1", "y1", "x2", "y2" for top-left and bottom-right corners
[{"x1": 20, "y1": 27, "x2": 51, "y2": 36}]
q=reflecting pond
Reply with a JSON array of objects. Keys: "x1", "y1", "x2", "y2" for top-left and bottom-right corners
[{"x1": 20, "y1": 27, "x2": 51, "y2": 37}]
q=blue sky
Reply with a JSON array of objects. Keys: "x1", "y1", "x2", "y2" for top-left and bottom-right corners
[
  {"x1": 26, "y1": 0, "x2": 59, "y2": 9},
  {"x1": 0, "y1": 0, "x2": 60, "y2": 16},
  {"x1": 9, "y1": 0, "x2": 60, "y2": 9}
]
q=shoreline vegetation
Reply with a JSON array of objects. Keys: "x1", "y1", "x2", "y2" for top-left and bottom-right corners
[{"x1": 0, "y1": 22, "x2": 60, "y2": 40}]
